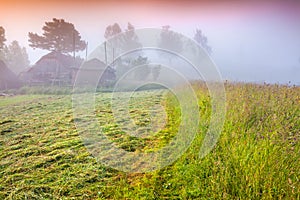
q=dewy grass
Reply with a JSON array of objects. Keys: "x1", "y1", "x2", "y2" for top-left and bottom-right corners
[{"x1": 0, "y1": 82, "x2": 299, "y2": 199}]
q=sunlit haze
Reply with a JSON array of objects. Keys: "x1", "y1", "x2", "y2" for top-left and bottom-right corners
[{"x1": 1, "y1": 0, "x2": 300, "y2": 84}]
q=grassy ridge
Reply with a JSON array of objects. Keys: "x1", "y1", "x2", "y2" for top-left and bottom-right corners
[{"x1": 0, "y1": 83, "x2": 299, "y2": 199}]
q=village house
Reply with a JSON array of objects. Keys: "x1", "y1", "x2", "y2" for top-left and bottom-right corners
[
  {"x1": 75, "y1": 58, "x2": 116, "y2": 87},
  {"x1": 19, "y1": 51, "x2": 116, "y2": 87}
]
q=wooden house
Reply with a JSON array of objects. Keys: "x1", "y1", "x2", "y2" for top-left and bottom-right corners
[
  {"x1": 19, "y1": 51, "x2": 116, "y2": 87},
  {"x1": 19, "y1": 51, "x2": 78, "y2": 86},
  {"x1": 74, "y1": 58, "x2": 116, "y2": 87}
]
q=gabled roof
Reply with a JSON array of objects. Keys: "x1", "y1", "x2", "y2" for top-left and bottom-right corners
[
  {"x1": 35, "y1": 51, "x2": 75, "y2": 68},
  {"x1": 79, "y1": 58, "x2": 115, "y2": 72}
]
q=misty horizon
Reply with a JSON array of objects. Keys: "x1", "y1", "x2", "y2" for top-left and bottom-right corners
[{"x1": 1, "y1": 0, "x2": 299, "y2": 85}]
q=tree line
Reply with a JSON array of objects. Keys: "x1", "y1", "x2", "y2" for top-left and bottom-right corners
[
  {"x1": 0, "y1": 27, "x2": 30, "y2": 74},
  {"x1": 0, "y1": 18, "x2": 212, "y2": 75}
]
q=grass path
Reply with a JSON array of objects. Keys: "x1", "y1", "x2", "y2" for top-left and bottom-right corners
[{"x1": 0, "y1": 83, "x2": 299, "y2": 199}]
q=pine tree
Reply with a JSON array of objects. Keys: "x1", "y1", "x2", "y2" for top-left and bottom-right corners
[
  {"x1": 5, "y1": 41, "x2": 30, "y2": 74},
  {"x1": 0, "y1": 26, "x2": 6, "y2": 50},
  {"x1": 28, "y1": 18, "x2": 86, "y2": 54}
]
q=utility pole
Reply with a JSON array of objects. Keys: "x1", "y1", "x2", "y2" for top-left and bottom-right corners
[
  {"x1": 112, "y1": 48, "x2": 115, "y2": 66},
  {"x1": 104, "y1": 41, "x2": 107, "y2": 65},
  {"x1": 73, "y1": 31, "x2": 76, "y2": 66},
  {"x1": 85, "y1": 41, "x2": 88, "y2": 60}
]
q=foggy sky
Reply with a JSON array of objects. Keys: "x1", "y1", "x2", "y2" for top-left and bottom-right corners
[{"x1": 0, "y1": 0, "x2": 299, "y2": 84}]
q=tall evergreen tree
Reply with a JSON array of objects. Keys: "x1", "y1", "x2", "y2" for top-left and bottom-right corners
[
  {"x1": 5, "y1": 41, "x2": 30, "y2": 74},
  {"x1": 193, "y1": 29, "x2": 212, "y2": 55},
  {"x1": 0, "y1": 26, "x2": 6, "y2": 50},
  {"x1": 28, "y1": 18, "x2": 86, "y2": 54}
]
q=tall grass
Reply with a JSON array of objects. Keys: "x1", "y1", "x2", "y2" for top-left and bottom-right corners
[{"x1": 0, "y1": 82, "x2": 299, "y2": 199}]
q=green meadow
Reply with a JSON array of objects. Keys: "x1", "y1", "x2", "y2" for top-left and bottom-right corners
[{"x1": 0, "y1": 82, "x2": 299, "y2": 199}]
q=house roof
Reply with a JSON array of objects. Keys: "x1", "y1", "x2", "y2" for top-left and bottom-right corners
[
  {"x1": 35, "y1": 51, "x2": 75, "y2": 68},
  {"x1": 21, "y1": 51, "x2": 83, "y2": 74},
  {"x1": 78, "y1": 58, "x2": 115, "y2": 72}
]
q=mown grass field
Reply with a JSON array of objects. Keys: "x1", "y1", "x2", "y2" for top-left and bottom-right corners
[{"x1": 0, "y1": 82, "x2": 299, "y2": 199}]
